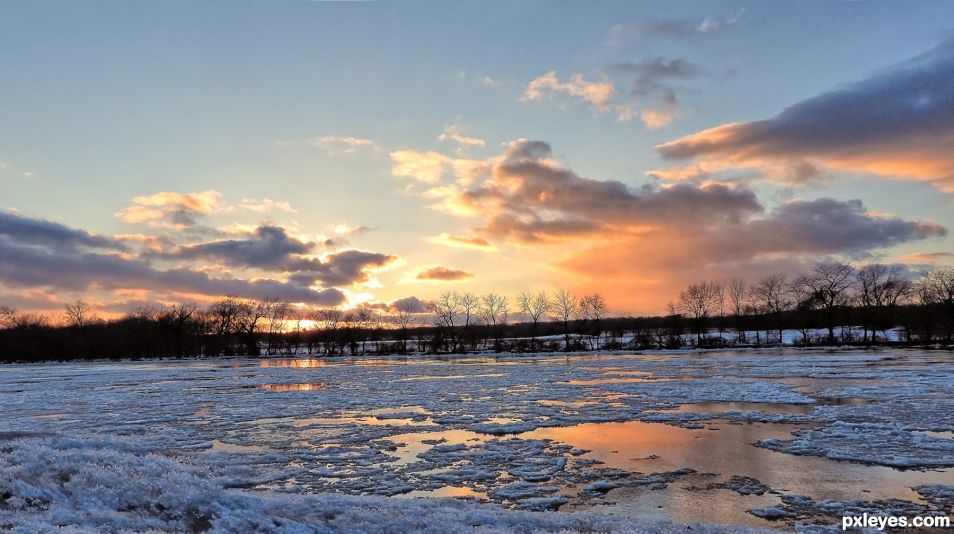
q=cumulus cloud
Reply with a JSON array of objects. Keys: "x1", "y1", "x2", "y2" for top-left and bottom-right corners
[
  {"x1": 413, "y1": 139, "x2": 762, "y2": 243},
  {"x1": 409, "y1": 265, "x2": 475, "y2": 282},
  {"x1": 0, "y1": 212, "x2": 406, "y2": 309},
  {"x1": 426, "y1": 233, "x2": 497, "y2": 251},
  {"x1": 393, "y1": 138, "x2": 946, "y2": 311},
  {"x1": 0, "y1": 232, "x2": 345, "y2": 305},
  {"x1": 655, "y1": 38, "x2": 954, "y2": 190},
  {"x1": 160, "y1": 224, "x2": 398, "y2": 287}
]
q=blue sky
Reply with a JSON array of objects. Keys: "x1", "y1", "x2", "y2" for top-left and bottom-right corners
[{"x1": 2, "y1": 1, "x2": 953, "y2": 314}]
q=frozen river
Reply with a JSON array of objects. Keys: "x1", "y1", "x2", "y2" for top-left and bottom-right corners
[{"x1": 1, "y1": 349, "x2": 952, "y2": 533}]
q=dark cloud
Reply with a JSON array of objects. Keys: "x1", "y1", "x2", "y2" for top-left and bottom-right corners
[
  {"x1": 0, "y1": 210, "x2": 124, "y2": 251},
  {"x1": 656, "y1": 38, "x2": 954, "y2": 191},
  {"x1": 451, "y1": 139, "x2": 763, "y2": 243},
  {"x1": 0, "y1": 236, "x2": 345, "y2": 305},
  {"x1": 288, "y1": 250, "x2": 398, "y2": 287},
  {"x1": 168, "y1": 225, "x2": 313, "y2": 268},
  {"x1": 414, "y1": 266, "x2": 474, "y2": 282},
  {"x1": 388, "y1": 296, "x2": 434, "y2": 313},
  {"x1": 0, "y1": 214, "x2": 408, "y2": 307},
  {"x1": 162, "y1": 225, "x2": 397, "y2": 288},
  {"x1": 695, "y1": 198, "x2": 947, "y2": 262},
  {"x1": 365, "y1": 296, "x2": 435, "y2": 313},
  {"x1": 406, "y1": 138, "x2": 946, "y2": 311}
]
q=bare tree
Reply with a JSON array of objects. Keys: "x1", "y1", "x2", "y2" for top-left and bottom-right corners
[
  {"x1": 551, "y1": 289, "x2": 578, "y2": 347},
  {"x1": 393, "y1": 301, "x2": 418, "y2": 353},
  {"x1": 64, "y1": 300, "x2": 97, "y2": 328},
  {"x1": 316, "y1": 308, "x2": 343, "y2": 354},
  {"x1": 458, "y1": 292, "x2": 481, "y2": 350},
  {"x1": 235, "y1": 298, "x2": 269, "y2": 355},
  {"x1": 480, "y1": 293, "x2": 509, "y2": 351},
  {"x1": 916, "y1": 268, "x2": 954, "y2": 342},
  {"x1": 580, "y1": 293, "x2": 607, "y2": 349},
  {"x1": 678, "y1": 281, "x2": 722, "y2": 345},
  {"x1": 356, "y1": 307, "x2": 375, "y2": 354},
  {"x1": 518, "y1": 291, "x2": 550, "y2": 350},
  {"x1": 0, "y1": 306, "x2": 16, "y2": 329},
  {"x1": 808, "y1": 262, "x2": 856, "y2": 343},
  {"x1": 209, "y1": 296, "x2": 242, "y2": 355},
  {"x1": 727, "y1": 278, "x2": 747, "y2": 343},
  {"x1": 257, "y1": 298, "x2": 289, "y2": 355},
  {"x1": 856, "y1": 264, "x2": 911, "y2": 342},
  {"x1": 789, "y1": 274, "x2": 816, "y2": 344},
  {"x1": 435, "y1": 291, "x2": 464, "y2": 352},
  {"x1": 750, "y1": 274, "x2": 790, "y2": 344}
]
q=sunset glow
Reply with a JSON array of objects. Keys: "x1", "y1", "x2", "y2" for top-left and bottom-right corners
[{"x1": 2, "y1": 1, "x2": 953, "y2": 317}]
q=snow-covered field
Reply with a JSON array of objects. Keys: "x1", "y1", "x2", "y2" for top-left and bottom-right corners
[{"x1": 1, "y1": 349, "x2": 952, "y2": 533}]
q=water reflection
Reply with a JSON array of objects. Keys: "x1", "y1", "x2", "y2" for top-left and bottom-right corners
[
  {"x1": 401, "y1": 373, "x2": 506, "y2": 381},
  {"x1": 258, "y1": 383, "x2": 324, "y2": 391},
  {"x1": 522, "y1": 420, "x2": 954, "y2": 528},
  {"x1": 403, "y1": 485, "x2": 488, "y2": 500},
  {"x1": 259, "y1": 359, "x2": 327, "y2": 368},
  {"x1": 657, "y1": 402, "x2": 815, "y2": 415}
]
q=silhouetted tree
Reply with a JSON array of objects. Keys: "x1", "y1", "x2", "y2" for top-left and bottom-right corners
[
  {"x1": 480, "y1": 293, "x2": 509, "y2": 351},
  {"x1": 808, "y1": 262, "x2": 856, "y2": 343},
  {"x1": 678, "y1": 281, "x2": 722, "y2": 345},
  {"x1": 552, "y1": 289, "x2": 578, "y2": 348},
  {"x1": 751, "y1": 274, "x2": 789, "y2": 344},
  {"x1": 518, "y1": 291, "x2": 550, "y2": 350}
]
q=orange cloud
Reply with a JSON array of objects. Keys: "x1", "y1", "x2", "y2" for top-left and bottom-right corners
[
  {"x1": 654, "y1": 39, "x2": 954, "y2": 191},
  {"x1": 406, "y1": 265, "x2": 475, "y2": 282},
  {"x1": 393, "y1": 139, "x2": 945, "y2": 313},
  {"x1": 426, "y1": 233, "x2": 498, "y2": 251},
  {"x1": 116, "y1": 190, "x2": 225, "y2": 226}
]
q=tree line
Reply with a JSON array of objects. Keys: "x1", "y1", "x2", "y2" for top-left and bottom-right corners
[
  {"x1": 0, "y1": 263, "x2": 952, "y2": 362},
  {"x1": 671, "y1": 263, "x2": 954, "y2": 347}
]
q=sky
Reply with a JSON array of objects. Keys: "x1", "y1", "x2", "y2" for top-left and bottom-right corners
[{"x1": 2, "y1": 0, "x2": 954, "y2": 317}]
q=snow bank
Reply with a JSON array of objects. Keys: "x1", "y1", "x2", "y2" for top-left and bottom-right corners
[{"x1": 0, "y1": 435, "x2": 776, "y2": 533}]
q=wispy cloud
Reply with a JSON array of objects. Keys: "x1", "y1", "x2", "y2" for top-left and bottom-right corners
[
  {"x1": 390, "y1": 149, "x2": 489, "y2": 185},
  {"x1": 426, "y1": 233, "x2": 497, "y2": 251},
  {"x1": 438, "y1": 124, "x2": 486, "y2": 153},
  {"x1": 522, "y1": 60, "x2": 712, "y2": 129},
  {"x1": 310, "y1": 135, "x2": 380, "y2": 155},
  {"x1": 237, "y1": 198, "x2": 297, "y2": 214},
  {"x1": 116, "y1": 190, "x2": 300, "y2": 228},
  {"x1": 522, "y1": 71, "x2": 636, "y2": 123},
  {"x1": 608, "y1": 8, "x2": 746, "y2": 47},
  {"x1": 115, "y1": 190, "x2": 226, "y2": 228}
]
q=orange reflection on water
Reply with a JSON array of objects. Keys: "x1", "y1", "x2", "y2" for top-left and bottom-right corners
[
  {"x1": 259, "y1": 359, "x2": 327, "y2": 368},
  {"x1": 258, "y1": 383, "x2": 324, "y2": 391}
]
